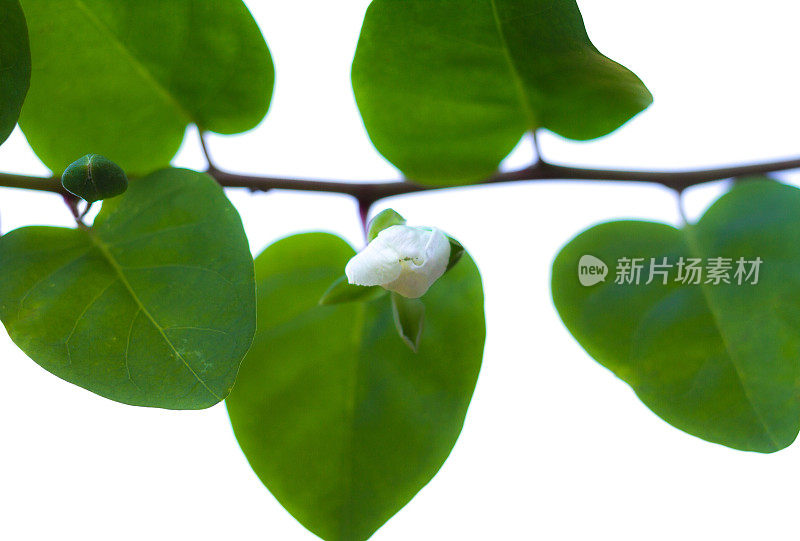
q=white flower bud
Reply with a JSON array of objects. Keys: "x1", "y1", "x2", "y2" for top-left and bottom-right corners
[{"x1": 345, "y1": 225, "x2": 451, "y2": 298}]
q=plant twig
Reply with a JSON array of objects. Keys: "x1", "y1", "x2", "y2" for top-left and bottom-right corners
[
  {"x1": 213, "y1": 156, "x2": 800, "y2": 203},
  {"x1": 2, "y1": 156, "x2": 800, "y2": 207}
]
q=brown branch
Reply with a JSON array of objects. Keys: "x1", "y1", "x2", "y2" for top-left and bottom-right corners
[
  {"x1": 214, "y1": 156, "x2": 800, "y2": 203},
  {"x1": 2, "y1": 156, "x2": 800, "y2": 205}
]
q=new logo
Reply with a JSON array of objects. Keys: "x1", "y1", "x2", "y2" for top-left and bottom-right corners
[{"x1": 578, "y1": 255, "x2": 608, "y2": 286}]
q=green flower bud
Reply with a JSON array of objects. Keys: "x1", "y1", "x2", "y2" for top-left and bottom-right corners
[{"x1": 61, "y1": 154, "x2": 128, "y2": 203}]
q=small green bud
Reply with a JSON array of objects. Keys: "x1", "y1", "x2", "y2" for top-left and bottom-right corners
[{"x1": 61, "y1": 154, "x2": 128, "y2": 203}]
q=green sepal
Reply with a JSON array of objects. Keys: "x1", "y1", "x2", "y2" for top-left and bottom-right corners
[
  {"x1": 319, "y1": 275, "x2": 387, "y2": 306},
  {"x1": 391, "y1": 292, "x2": 425, "y2": 352},
  {"x1": 367, "y1": 208, "x2": 406, "y2": 242},
  {"x1": 446, "y1": 236, "x2": 465, "y2": 272}
]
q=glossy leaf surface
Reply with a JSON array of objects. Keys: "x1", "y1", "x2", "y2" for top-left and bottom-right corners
[
  {"x1": 18, "y1": 0, "x2": 274, "y2": 174},
  {"x1": 552, "y1": 179, "x2": 800, "y2": 452},
  {"x1": 0, "y1": 168, "x2": 256, "y2": 409},
  {"x1": 352, "y1": 0, "x2": 652, "y2": 184},
  {"x1": 0, "y1": 0, "x2": 30, "y2": 145},
  {"x1": 227, "y1": 233, "x2": 485, "y2": 540}
]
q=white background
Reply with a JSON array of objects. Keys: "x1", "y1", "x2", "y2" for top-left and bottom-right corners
[{"x1": 2, "y1": 1, "x2": 800, "y2": 539}]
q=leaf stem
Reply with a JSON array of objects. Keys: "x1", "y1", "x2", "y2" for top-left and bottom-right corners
[
  {"x1": 62, "y1": 193, "x2": 87, "y2": 228},
  {"x1": 531, "y1": 130, "x2": 542, "y2": 165},
  {"x1": 199, "y1": 131, "x2": 219, "y2": 173},
  {"x1": 676, "y1": 191, "x2": 689, "y2": 226}
]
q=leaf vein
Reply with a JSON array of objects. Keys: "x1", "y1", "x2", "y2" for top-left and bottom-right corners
[
  {"x1": 487, "y1": 0, "x2": 538, "y2": 129},
  {"x1": 72, "y1": 0, "x2": 194, "y2": 123},
  {"x1": 87, "y1": 231, "x2": 221, "y2": 402}
]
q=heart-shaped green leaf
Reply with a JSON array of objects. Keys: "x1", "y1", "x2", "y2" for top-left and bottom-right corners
[
  {"x1": 552, "y1": 178, "x2": 800, "y2": 453},
  {"x1": 226, "y1": 233, "x2": 485, "y2": 541},
  {"x1": 0, "y1": 0, "x2": 31, "y2": 145},
  {"x1": 352, "y1": 0, "x2": 652, "y2": 185},
  {"x1": 0, "y1": 168, "x2": 255, "y2": 409},
  {"x1": 18, "y1": 0, "x2": 274, "y2": 174}
]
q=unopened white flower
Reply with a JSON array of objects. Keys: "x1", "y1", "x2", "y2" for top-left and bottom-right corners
[{"x1": 345, "y1": 225, "x2": 451, "y2": 298}]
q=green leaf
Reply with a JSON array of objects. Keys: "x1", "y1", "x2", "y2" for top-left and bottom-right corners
[
  {"x1": 552, "y1": 178, "x2": 800, "y2": 453},
  {"x1": 367, "y1": 208, "x2": 406, "y2": 242},
  {"x1": 0, "y1": 0, "x2": 31, "y2": 145},
  {"x1": 18, "y1": 0, "x2": 274, "y2": 174},
  {"x1": 352, "y1": 0, "x2": 652, "y2": 185},
  {"x1": 226, "y1": 232, "x2": 485, "y2": 541},
  {"x1": 0, "y1": 168, "x2": 255, "y2": 409},
  {"x1": 319, "y1": 275, "x2": 386, "y2": 306},
  {"x1": 391, "y1": 292, "x2": 425, "y2": 352}
]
